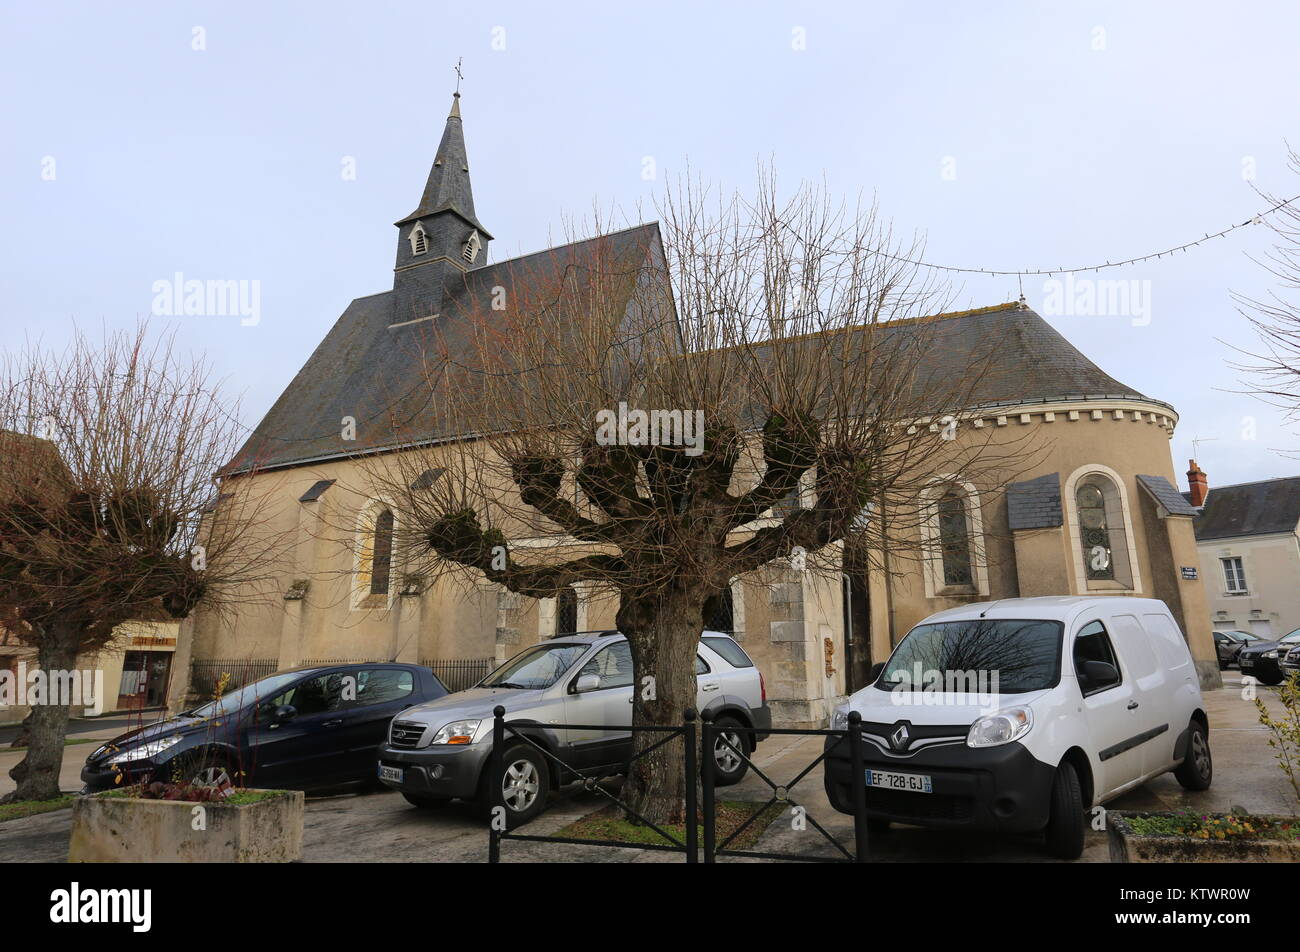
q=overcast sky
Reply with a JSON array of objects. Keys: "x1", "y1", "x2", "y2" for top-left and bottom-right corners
[{"x1": 3, "y1": 1, "x2": 1298, "y2": 491}]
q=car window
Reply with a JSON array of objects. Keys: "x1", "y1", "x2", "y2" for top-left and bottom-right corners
[
  {"x1": 1074, "y1": 620, "x2": 1122, "y2": 695},
  {"x1": 266, "y1": 672, "x2": 348, "y2": 716},
  {"x1": 695, "y1": 654, "x2": 710, "y2": 675},
  {"x1": 1281, "y1": 631, "x2": 1300, "y2": 645},
  {"x1": 345, "y1": 668, "x2": 414, "y2": 708},
  {"x1": 702, "y1": 636, "x2": 754, "y2": 668},
  {"x1": 577, "y1": 641, "x2": 635, "y2": 691}
]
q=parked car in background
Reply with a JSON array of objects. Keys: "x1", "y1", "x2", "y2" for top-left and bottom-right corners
[
  {"x1": 825, "y1": 597, "x2": 1211, "y2": 860},
  {"x1": 376, "y1": 630, "x2": 771, "y2": 827},
  {"x1": 82, "y1": 663, "x2": 446, "y2": 792},
  {"x1": 1237, "y1": 629, "x2": 1300, "y2": 686},
  {"x1": 1280, "y1": 644, "x2": 1300, "y2": 680},
  {"x1": 1212, "y1": 629, "x2": 1262, "y2": 669},
  {"x1": 1212, "y1": 631, "x2": 1243, "y2": 669}
]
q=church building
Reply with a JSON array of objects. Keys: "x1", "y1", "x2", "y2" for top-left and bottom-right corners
[{"x1": 176, "y1": 94, "x2": 1219, "y2": 726}]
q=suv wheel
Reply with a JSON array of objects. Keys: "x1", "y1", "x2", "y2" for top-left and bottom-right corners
[
  {"x1": 481, "y1": 742, "x2": 549, "y2": 828},
  {"x1": 1174, "y1": 719, "x2": 1213, "y2": 791},
  {"x1": 1043, "y1": 760, "x2": 1085, "y2": 860},
  {"x1": 711, "y1": 717, "x2": 750, "y2": 786}
]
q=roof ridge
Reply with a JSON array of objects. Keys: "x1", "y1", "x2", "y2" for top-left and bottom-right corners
[
  {"x1": 1203, "y1": 474, "x2": 1300, "y2": 492},
  {"x1": 483, "y1": 222, "x2": 660, "y2": 272}
]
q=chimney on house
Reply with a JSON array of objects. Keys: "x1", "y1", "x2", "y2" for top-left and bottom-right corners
[{"x1": 1187, "y1": 459, "x2": 1209, "y2": 507}]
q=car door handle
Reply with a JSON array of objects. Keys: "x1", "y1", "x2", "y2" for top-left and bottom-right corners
[
  {"x1": 323, "y1": 718, "x2": 344, "y2": 727},
  {"x1": 1126, "y1": 701, "x2": 1139, "y2": 710},
  {"x1": 702, "y1": 683, "x2": 720, "y2": 692}
]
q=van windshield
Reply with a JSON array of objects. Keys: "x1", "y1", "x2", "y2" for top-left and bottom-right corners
[{"x1": 880, "y1": 618, "x2": 1063, "y2": 695}]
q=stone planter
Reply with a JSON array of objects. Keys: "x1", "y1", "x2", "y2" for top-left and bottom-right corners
[
  {"x1": 69, "y1": 790, "x2": 304, "y2": 863},
  {"x1": 1108, "y1": 811, "x2": 1300, "y2": 863}
]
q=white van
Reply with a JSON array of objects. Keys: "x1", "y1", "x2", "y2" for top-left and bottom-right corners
[{"x1": 824, "y1": 596, "x2": 1212, "y2": 859}]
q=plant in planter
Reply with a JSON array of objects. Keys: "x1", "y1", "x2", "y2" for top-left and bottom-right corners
[
  {"x1": 70, "y1": 674, "x2": 305, "y2": 863},
  {"x1": 1255, "y1": 673, "x2": 1300, "y2": 805},
  {"x1": 69, "y1": 782, "x2": 304, "y2": 863}
]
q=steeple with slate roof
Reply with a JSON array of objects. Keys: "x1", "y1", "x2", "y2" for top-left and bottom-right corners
[{"x1": 392, "y1": 92, "x2": 493, "y2": 324}]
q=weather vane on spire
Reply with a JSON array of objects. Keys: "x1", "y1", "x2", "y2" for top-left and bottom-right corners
[{"x1": 454, "y1": 57, "x2": 463, "y2": 96}]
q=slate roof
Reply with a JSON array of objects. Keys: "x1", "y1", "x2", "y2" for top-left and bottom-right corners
[
  {"x1": 229, "y1": 294, "x2": 1165, "y2": 475},
  {"x1": 1007, "y1": 472, "x2": 1064, "y2": 530},
  {"x1": 1136, "y1": 474, "x2": 1199, "y2": 516},
  {"x1": 1185, "y1": 476, "x2": 1300, "y2": 541},
  {"x1": 225, "y1": 223, "x2": 662, "y2": 473}
]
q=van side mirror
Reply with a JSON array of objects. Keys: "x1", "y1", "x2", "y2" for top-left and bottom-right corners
[
  {"x1": 574, "y1": 674, "x2": 601, "y2": 694},
  {"x1": 868, "y1": 662, "x2": 886, "y2": 683},
  {"x1": 1079, "y1": 661, "x2": 1119, "y2": 690}
]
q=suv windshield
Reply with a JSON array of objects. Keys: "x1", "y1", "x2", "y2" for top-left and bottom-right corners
[
  {"x1": 482, "y1": 642, "x2": 590, "y2": 689},
  {"x1": 881, "y1": 618, "x2": 1063, "y2": 694}
]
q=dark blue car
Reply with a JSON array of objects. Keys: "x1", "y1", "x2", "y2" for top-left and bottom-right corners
[{"x1": 81, "y1": 663, "x2": 446, "y2": 792}]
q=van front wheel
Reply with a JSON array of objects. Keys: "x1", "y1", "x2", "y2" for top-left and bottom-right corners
[{"x1": 1043, "y1": 761, "x2": 1085, "y2": 860}]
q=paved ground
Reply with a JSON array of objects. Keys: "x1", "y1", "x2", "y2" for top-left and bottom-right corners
[{"x1": 0, "y1": 678, "x2": 1292, "y2": 863}]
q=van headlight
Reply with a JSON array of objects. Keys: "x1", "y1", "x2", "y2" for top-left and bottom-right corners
[
  {"x1": 967, "y1": 707, "x2": 1033, "y2": 748},
  {"x1": 829, "y1": 708, "x2": 849, "y2": 731},
  {"x1": 430, "y1": 719, "x2": 482, "y2": 745}
]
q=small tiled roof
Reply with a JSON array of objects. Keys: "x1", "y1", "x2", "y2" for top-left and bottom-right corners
[
  {"x1": 1007, "y1": 472, "x2": 1063, "y2": 530},
  {"x1": 1188, "y1": 476, "x2": 1300, "y2": 541},
  {"x1": 1136, "y1": 474, "x2": 1199, "y2": 516}
]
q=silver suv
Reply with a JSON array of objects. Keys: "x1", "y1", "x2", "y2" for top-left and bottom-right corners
[{"x1": 376, "y1": 630, "x2": 771, "y2": 826}]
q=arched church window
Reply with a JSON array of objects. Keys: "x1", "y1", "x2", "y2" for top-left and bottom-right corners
[
  {"x1": 937, "y1": 489, "x2": 973, "y2": 586},
  {"x1": 369, "y1": 509, "x2": 395, "y2": 596},
  {"x1": 1076, "y1": 477, "x2": 1119, "y2": 582}
]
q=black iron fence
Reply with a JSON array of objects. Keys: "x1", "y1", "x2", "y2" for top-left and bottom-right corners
[
  {"x1": 421, "y1": 657, "x2": 495, "y2": 692},
  {"x1": 188, "y1": 659, "x2": 278, "y2": 699},
  {"x1": 487, "y1": 707, "x2": 870, "y2": 863}
]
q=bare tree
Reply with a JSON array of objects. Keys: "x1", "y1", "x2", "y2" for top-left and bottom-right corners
[
  {"x1": 360, "y1": 173, "x2": 1032, "y2": 823},
  {"x1": 1234, "y1": 145, "x2": 1300, "y2": 451},
  {"x1": 0, "y1": 325, "x2": 286, "y2": 802}
]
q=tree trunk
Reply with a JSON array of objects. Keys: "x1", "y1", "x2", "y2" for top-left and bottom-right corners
[
  {"x1": 3, "y1": 622, "x2": 81, "y2": 803},
  {"x1": 618, "y1": 589, "x2": 704, "y2": 826}
]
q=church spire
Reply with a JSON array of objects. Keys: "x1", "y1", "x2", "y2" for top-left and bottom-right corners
[{"x1": 395, "y1": 92, "x2": 490, "y2": 238}]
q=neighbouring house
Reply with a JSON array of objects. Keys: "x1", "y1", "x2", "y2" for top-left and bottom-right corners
[
  {"x1": 1182, "y1": 464, "x2": 1300, "y2": 640},
  {"x1": 179, "y1": 93, "x2": 1219, "y2": 726}
]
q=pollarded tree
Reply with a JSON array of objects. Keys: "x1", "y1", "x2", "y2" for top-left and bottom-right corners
[
  {"x1": 365, "y1": 173, "x2": 1031, "y2": 823},
  {"x1": 0, "y1": 326, "x2": 286, "y2": 802}
]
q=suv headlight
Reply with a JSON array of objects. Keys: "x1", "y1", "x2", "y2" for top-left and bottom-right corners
[
  {"x1": 105, "y1": 735, "x2": 184, "y2": 763},
  {"x1": 967, "y1": 707, "x2": 1033, "y2": 748},
  {"x1": 829, "y1": 708, "x2": 849, "y2": 731},
  {"x1": 430, "y1": 719, "x2": 482, "y2": 745}
]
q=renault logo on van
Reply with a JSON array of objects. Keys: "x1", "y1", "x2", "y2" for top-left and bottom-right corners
[{"x1": 890, "y1": 722, "x2": 911, "y2": 751}]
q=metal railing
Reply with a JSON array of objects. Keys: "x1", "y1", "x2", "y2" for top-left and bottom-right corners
[
  {"x1": 421, "y1": 658, "x2": 495, "y2": 692},
  {"x1": 188, "y1": 659, "x2": 278, "y2": 699},
  {"x1": 486, "y1": 707, "x2": 871, "y2": 863}
]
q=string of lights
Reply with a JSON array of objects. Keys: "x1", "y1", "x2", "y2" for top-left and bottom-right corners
[{"x1": 872, "y1": 192, "x2": 1300, "y2": 278}]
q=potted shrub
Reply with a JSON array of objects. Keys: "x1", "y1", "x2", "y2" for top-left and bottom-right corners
[
  {"x1": 69, "y1": 776, "x2": 304, "y2": 863},
  {"x1": 1109, "y1": 674, "x2": 1300, "y2": 863}
]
